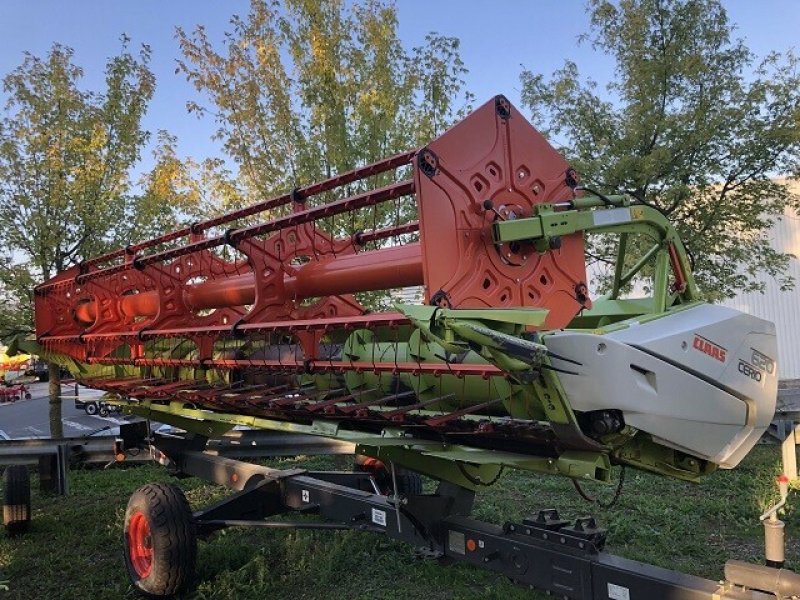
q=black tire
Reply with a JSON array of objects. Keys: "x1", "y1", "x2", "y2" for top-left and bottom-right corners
[
  {"x1": 123, "y1": 483, "x2": 196, "y2": 598},
  {"x1": 99, "y1": 405, "x2": 109, "y2": 417},
  {"x1": 354, "y1": 455, "x2": 423, "y2": 496},
  {"x1": 3, "y1": 465, "x2": 31, "y2": 536},
  {"x1": 84, "y1": 402, "x2": 98, "y2": 416},
  {"x1": 393, "y1": 471, "x2": 423, "y2": 496}
]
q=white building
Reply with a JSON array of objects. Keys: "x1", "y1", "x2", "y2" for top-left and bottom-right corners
[{"x1": 721, "y1": 181, "x2": 800, "y2": 381}]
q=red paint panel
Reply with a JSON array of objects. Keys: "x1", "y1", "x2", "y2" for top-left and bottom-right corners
[
  {"x1": 34, "y1": 95, "x2": 589, "y2": 368},
  {"x1": 413, "y1": 96, "x2": 589, "y2": 328}
]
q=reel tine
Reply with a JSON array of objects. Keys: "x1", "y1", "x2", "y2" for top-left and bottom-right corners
[
  {"x1": 424, "y1": 397, "x2": 504, "y2": 428},
  {"x1": 338, "y1": 390, "x2": 417, "y2": 415},
  {"x1": 384, "y1": 393, "x2": 457, "y2": 421}
]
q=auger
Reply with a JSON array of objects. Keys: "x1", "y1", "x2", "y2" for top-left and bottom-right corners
[{"x1": 15, "y1": 95, "x2": 794, "y2": 599}]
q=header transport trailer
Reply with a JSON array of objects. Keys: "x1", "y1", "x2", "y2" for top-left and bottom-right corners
[{"x1": 14, "y1": 96, "x2": 798, "y2": 598}]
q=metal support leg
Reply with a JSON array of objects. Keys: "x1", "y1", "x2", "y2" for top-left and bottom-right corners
[
  {"x1": 37, "y1": 443, "x2": 69, "y2": 495},
  {"x1": 794, "y1": 423, "x2": 800, "y2": 481},
  {"x1": 781, "y1": 422, "x2": 797, "y2": 481}
]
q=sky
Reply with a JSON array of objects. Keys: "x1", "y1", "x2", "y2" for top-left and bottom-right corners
[{"x1": 0, "y1": 0, "x2": 798, "y2": 173}]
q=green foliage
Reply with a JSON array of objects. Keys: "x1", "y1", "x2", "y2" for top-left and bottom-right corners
[
  {"x1": 0, "y1": 259, "x2": 35, "y2": 338},
  {"x1": 0, "y1": 41, "x2": 201, "y2": 339},
  {"x1": 0, "y1": 42, "x2": 153, "y2": 277},
  {"x1": 131, "y1": 130, "x2": 208, "y2": 240},
  {"x1": 176, "y1": 0, "x2": 473, "y2": 208},
  {"x1": 520, "y1": 0, "x2": 800, "y2": 300}
]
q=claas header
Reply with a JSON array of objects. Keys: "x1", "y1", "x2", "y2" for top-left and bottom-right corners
[{"x1": 27, "y1": 96, "x2": 777, "y2": 487}]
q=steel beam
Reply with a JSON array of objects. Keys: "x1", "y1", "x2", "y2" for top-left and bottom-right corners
[{"x1": 0, "y1": 431, "x2": 353, "y2": 464}]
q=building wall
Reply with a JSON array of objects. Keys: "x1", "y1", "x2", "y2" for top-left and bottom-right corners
[{"x1": 721, "y1": 181, "x2": 800, "y2": 380}]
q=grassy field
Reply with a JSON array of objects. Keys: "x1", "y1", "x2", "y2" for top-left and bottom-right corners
[{"x1": 0, "y1": 445, "x2": 797, "y2": 600}]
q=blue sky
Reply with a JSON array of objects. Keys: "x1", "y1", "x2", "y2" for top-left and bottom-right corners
[{"x1": 1, "y1": 0, "x2": 798, "y2": 171}]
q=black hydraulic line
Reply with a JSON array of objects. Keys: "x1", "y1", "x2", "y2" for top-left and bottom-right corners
[
  {"x1": 572, "y1": 465, "x2": 626, "y2": 508},
  {"x1": 456, "y1": 461, "x2": 505, "y2": 487}
]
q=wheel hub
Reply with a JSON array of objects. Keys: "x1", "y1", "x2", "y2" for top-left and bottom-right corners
[{"x1": 128, "y1": 511, "x2": 153, "y2": 578}]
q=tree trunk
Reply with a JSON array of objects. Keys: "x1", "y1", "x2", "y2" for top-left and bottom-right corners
[{"x1": 48, "y1": 362, "x2": 63, "y2": 439}]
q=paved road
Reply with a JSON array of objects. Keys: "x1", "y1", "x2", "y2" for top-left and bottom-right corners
[{"x1": 0, "y1": 381, "x2": 133, "y2": 439}]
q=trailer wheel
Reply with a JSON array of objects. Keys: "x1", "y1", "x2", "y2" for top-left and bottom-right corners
[
  {"x1": 85, "y1": 402, "x2": 98, "y2": 416},
  {"x1": 3, "y1": 465, "x2": 31, "y2": 536},
  {"x1": 123, "y1": 483, "x2": 196, "y2": 597},
  {"x1": 354, "y1": 455, "x2": 423, "y2": 496},
  {"x1": 394, "y1": 471, "x2": 423, "y2": 496}
]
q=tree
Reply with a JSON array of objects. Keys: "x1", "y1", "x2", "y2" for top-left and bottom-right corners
[
  {"x1": 176, "y1": 0, "x2": 472, "y2": 214},
  {"x1": 0, "y1": 41, "x2": 162, "y2": 436},
  {"x1": 520, "y1": 0, "x2": 800, "y2": 300}
]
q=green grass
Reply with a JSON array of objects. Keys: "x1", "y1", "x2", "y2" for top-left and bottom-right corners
[{"x1": 0, "y1": 445, "x2": 797, "y2": 600}]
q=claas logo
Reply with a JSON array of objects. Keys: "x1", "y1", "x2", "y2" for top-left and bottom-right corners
[{"x1": 692, "y1": 335, "x2": 727, "y2": 363}]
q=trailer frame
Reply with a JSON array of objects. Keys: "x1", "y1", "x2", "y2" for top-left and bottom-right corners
[{"x1": 136, "y1": 430, "x2": 800, "y2": 600}]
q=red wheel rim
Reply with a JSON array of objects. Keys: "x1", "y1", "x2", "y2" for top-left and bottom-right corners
[{"x1": 128, "y1": 511, "x2": 153, "y2": 578}]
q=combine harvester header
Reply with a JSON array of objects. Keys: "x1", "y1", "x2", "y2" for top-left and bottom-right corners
[
  {"x1": 29, "y1": 95, "x2": 776, "y2": 486},
  {"x1": 18, "y1": 95, "x2": 794, "y2": 600}
]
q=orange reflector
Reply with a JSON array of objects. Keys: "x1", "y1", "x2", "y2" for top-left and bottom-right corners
[{"x1": 466, "y1": 539, "x2": 477, "y2": 552}]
